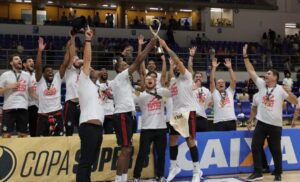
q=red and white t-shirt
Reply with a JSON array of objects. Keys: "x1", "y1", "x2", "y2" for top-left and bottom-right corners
[
  {"x1": 212, "y1": 87, "x2": 237, "y2": 123},
  {"x1": 98, "y1": 80, "x2": 114, "y2": 116},
  {"x1": 134, "y1": 88, "x2": 171, "y2": 129},
  {"x1": 111, "y1": 69, "x2": 135, "y2": 114},
  {"x1": 36, "y1": 72, "x2": 62, "y2": 113},
  {"x1": 0, "y1": 70, "x2": 32, "y2": 110},
  {"x1": 64, "y1": 66, "x2": 80, "y2": 101},
  {"x1": 78, "y1": 72, "x2": 104, "y2": 125},
  {"x1": 193, "y1": 86, "x2": 211, "y2": 118},
  {"x1": 169, "y1": 69, "x2": 197, "y2": 113},
  {"x1": 255, "y1": 77, "x2": 288, "y2": 127}
]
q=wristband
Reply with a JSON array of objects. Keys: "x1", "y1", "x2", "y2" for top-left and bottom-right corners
[
  {"x1": 189, "y1": 55, "x2": 194, "y2": 57},
  {"x1": 85, "y1": 40, "x2": 92, "y2": 42},
  {"x1": 243, "y1": 56, "x2": 249, "y2": 59}
]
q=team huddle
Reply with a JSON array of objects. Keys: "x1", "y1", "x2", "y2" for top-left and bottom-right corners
[{"x1": 0, "y1": 28, "x2": 297, "y2": 182}]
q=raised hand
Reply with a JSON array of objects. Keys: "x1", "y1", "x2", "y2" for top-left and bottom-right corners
[
  {"x1": 85, "y1": 26, "x2": 93, "y2": 40},
  {"x1": 243, "y1": 44, "x2": 248, "y2": 57},
  {"x1": 169, "y1": 58, "x2": 174, "y2": 66},
  {"x1": 38, "y1": 37, "x2": 46, "y2": 51},
  {"x1": 138, "y1": 35, "x2": 147, "y2": 45},
  {"x1": 159, "y1": 39, "x2": 167, "y2": 48},
  {"x1": 211, "y1": 58, "x2": 220, "y2": 68},
  {"x1": 189, "y1": 46, "x2": 197, "y2": 57},
  {"x1": 224, "y1": 58, "x2": 232, "y2": 69}
]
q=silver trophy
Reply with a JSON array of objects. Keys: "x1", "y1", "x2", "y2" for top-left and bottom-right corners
[{"x1": 149, "y1": 19, "x2": 164, "y2": 55}]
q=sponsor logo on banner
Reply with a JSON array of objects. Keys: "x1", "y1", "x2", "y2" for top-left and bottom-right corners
[
  {"x1": 0, "y1": 146, "x2": 17, "y2": 182},
  {"x1": 168, "y1": 130, "x2": 300, "y2": 176}
]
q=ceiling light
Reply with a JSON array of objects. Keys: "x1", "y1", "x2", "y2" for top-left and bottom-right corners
[
  {"x1": 145, "y1": 10, "x2": 148, "y2": 14},
  {"x1": 180, "y1": 9, "x2": 192, "y2": 12},
  {"x1": 210, "y1": 8, "x2": 223, "y2": 12},
  {"x1": 149, "y1": 7, "x2": 159, "y2": 11},
  {"x1": 78, "y1": 3, "x2": 87, "y2": 6},
  {"x1": 110, "y1": 4, "x2": 117, "y2": 8},
  {"x1": 16, "y1": 0, "x2": 22, "y2": 2},
  {"x1": 131, "y1": 6, "x2": 134, "y2": 9},
  {"x1": 47, "y1": 1, "x2": 54, "y2": 4},
  {"x1": 24, "y1": 0, "x2": 31, "y2": 3}
]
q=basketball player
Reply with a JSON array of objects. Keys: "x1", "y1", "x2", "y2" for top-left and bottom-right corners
[
  {"x1": 97, "y1": 68, "x2": 114, "y2": 134},
  {"x1": 111, "y1": 37, "x2": 156, "y2": 182},
  {"x1": 0, "y1": 54, "x2": 36, "y2": 138},
  {"x1": 76, "y1": 27, "x2": 104, "y2": 182},
  {"x1": 243, "y1": 44, "x2": 298, "y2": 182},
  {"x1": 187, "y1": 47, "x2": 212, "y2": 131},
  {"x1": 64, "y1": 34, "x2": 83, "y2": 136},
  {"x1": 158, "y1": 39, "x2": 202, "y2": 182},
  {"x1": 22, "y1": 56, "x2": 38, "y2": 137},
  {"x1": 35, "y1": 37, "x2": 71, "y2": 136},
  {"x1": 210, "y1": 58, "x2": 237, "y2": 131},
  {"x1": 133, "y1": 72, "x2": 170, "y2": 182}
]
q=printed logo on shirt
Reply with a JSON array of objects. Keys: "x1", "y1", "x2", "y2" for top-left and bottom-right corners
[
  {"x1": 219, "y1": 95, "x2": 230, "y2": 108},
  {"x1": 43, "y1": 86, "x2": 57, "y2": 96},
  {"x1": 31, "y1": 80, "x2": 37, "y2": 91},
  {"x1": 147, "y1": 97, "x2": 161, "y2": 112},
  {"x1": 17, "y1": 79, "x2": 27, "y2": 92},
  {"x1": 76, "y1": 74, "x2": 80, "y2": 83},
  {"x1": 197, "y1": 93, "x2": 207, "y2": 105},
  {"x1": 170, "y1": 82, "x2": 178, "y2": 96},
  {"x1": 262, "y1": 95, "x2": 275, "y2": 108}
]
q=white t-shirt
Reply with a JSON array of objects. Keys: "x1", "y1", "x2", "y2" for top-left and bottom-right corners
[
  {"x1": 255, "y1": 77, "x2": 288, "y2": 127},
  {"x1": 0, "y1": 70, "x2": 32, "y2": 110},
  {"x1": 28, "y1": 72, "x2": 38, "y2": 107},
  {"x1": 165, "y1": 97, "x2": 173, "y2": 122},
  {"x1": 212, "y1": 87, "x2": 237, "y2": 123},
  {"x1": 169, "y1": 69, "x2": 197, "y2": 113},
  {"x1": 78, "y1": 72, "x2": 104, "y2": 125},
  {"x1": 111, "y1": 69, "x2": 135, "y2": 114},
  {"x1": 194, "y1": 86, "x2": 211, "y2": 118},
  {"x1": 134, "y1": 88, "x2": 171, "y2": 129},
  {"x1": 98, "y1": 80, "x2": 114, "y2": 116},
  {"x1": 282, "y1": 78, "x2": 293, "y2": 91},
  {"x1": 64, "y1": 66, "x2": 80, "y2": 101},
  {"x1": 36, "y1": 72, "x2": 62, "y2": 113}
]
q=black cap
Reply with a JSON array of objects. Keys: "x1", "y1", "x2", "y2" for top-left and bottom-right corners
[{"x1": 70, "y1": 16, "x2": 87, "y2": 35}]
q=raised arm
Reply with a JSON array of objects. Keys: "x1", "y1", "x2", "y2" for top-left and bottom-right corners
[
  {"x1": 68, "y1": 34, "x2": 77, "y2": 68},
  {"x1": 188, "y1": 47, "x2": 197, "y2": 74},
  {"x1": 243, "y1": 44, "x2": 258, "y2": 81},
  {"x1": 35, "y1": 37, "x2": 46, "y2": 82},
  {"x1": 128, "y1": 38, "x2": 156, "y2": 75},
  {"x1": 138, "y1": 34, "x2": 146, "y2": 55},
  {"x1": 59, "y1": 40, "x2": 72, "y2": 79},
  {"x1": 160, "y1": 54, "x2": 167, "y2": 87},
  {"x1": 159, "y1": 39, "x2": 185, "y2": 75},
  {"x1": 210, "y1": 58, "x2": 219, "y2": 92},
  {"x1": 224, "y1": 58, "x2": 236, "y2": 90},
  {"x1": 82, "y1": 28, "x2": 94, "y2": 76},
  {"x1": 283, "y1": 85, "x2": 298, "y2": 105},
  {"x1": 167, "y1": 58, "x2": 174, "y2": 87}
]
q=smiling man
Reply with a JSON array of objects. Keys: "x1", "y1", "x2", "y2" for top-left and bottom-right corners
[
  {"x1": 35, "y1": 37, "x2": 72, "y2": 136},
  {"x1": 0, "y1": 54, "x2": 36, "y2": 138}
]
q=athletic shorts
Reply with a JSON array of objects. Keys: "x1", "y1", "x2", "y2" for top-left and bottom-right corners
[
  {"x1": 113, "y1": 112, "x2": 135, "y2": 147},
  {"x1": 2, "y1": 109, "x2": 28, "y2": 134},
  {"x1": 36, "y1": 111, "x2": 64, "y2": 136},
  {"x1": 169, "y1": 111, "x2": 196, "y2": 139}
]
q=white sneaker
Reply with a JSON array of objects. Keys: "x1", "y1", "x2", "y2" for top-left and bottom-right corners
[
  {"x1": 192, "y1": 169, "x2": 203, "y2": 182},
  {"x1": 166, "y1": 165, "x2": 181, "y2": 182}
]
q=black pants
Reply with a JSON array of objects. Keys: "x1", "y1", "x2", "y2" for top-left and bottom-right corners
[
  {"x1": 103, "y1": 115, "x2": 114, "y2": 134},
  {"x1": 76, "y1": 123, "x2": 103, "y2": 182},
  {"x1": 64, "y1": 100, "x2": 80, "y2": 136},
  {"x1": 134, "y1": 129, "x2": 167, "y2": 179},
  {"x1": 36, "y1": 112, "x2": 64, "y2": 136},
  {"x1": 252, "y1": 121, "x2": 282, "y2": 175},
  {"x1": 28, "y1": 105, "x2": 38, "y2": 137},
  {"x1": 196, "y1": 116, "x2": 213, "y2": 132},
  {"x1": 214, "y1": 120, "x2": 236, "y2": 131}
]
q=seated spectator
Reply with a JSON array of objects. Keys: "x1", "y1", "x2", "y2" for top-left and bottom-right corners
[
  {"x1": 133, "y1": 16, "x2": 139, "y2": 26},
  {"x1": 184, "y1": 19, "x2": 190, "y2": 30},
  {"x1": 237, "y1": 88, "x2": 250, "y2": 103},
  {"x1": 202, "y1": 33, "x2": 210, "y2": 41},
  {"x1": 60, "y1": 11, "x2": 68, "y2": 24},
  {"x1": 196, "y1": 33, "x2": 201, "y2": 44}
]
